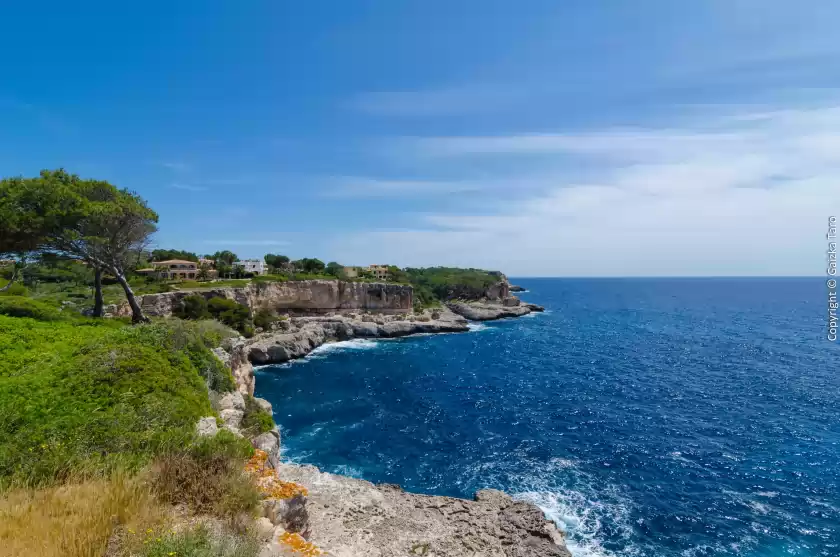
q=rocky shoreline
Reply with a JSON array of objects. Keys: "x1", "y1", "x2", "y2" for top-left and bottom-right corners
[{"x1": 204, "y1": 291, "x2": 567, "y2": 556}]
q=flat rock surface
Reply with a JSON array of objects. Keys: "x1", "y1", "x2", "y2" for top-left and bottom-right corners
[
  {"x1": 447, "y1": 301, "x2": 536, "y2": 321},
  {"x1": 247, "y1": 309, "x2": 469, "y2": 365},
  {"x1": 273, "y1": 463, "x2": 571, "y2": 557}
]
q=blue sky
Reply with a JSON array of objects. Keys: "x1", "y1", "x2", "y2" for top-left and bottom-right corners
[{"x1": 2, "y1": 1, "x2": 839, "y2": 276}]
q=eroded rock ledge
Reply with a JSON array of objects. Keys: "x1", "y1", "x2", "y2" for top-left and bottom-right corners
[
  {"x1": 447, "y1": 299, "x2": 545, "y2": 321},
  {"x1": 245, "y1": 308, "x2": 470, "y2": 366},
  {"x1": 270, "y1": 462, "x2": 571, "y2": 557}
]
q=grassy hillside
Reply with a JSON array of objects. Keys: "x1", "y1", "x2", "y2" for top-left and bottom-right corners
[{"x1": 0, "y1": 312, "x2": 237, "y2": 487}]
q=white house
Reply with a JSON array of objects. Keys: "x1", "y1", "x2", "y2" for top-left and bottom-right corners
[{"x1": 235, "y1": 259, "x2": 268, "y2": 275}]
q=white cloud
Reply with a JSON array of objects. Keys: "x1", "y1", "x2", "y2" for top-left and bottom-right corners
[{"x1": 332, "y1": 105, "x2": 840, "y2": 276}]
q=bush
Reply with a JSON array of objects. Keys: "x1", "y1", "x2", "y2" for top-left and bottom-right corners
[
  {"x1": 0, "y1": 317, "x2": 215, "y2": 486},
  {"x1": 241, "y1": 396, "x2": 275, "y2": 436},
  {"x1": 0, "y1": 283, "x2": 29, "y2": 297},
  {"x1": 150, "y1": 430, "x2": 258, "y2": 519},
  {"x1": 252, "y1": 308, "x2": 278, "y2": 330},
  {"x1": 0, "y1": 296, "x2": 61, "y2": 321},
  {"x1": 131, "y1": 523, "x2": 260, "y2": 557},
  {"x1": 207, "y1": 297, "x2": 252, "y2": 335},
  {"x1": 174, "y1": 294, "x2": 210, "y2": 320}
]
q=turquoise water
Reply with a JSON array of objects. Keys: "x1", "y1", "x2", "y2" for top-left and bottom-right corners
[{"x1": 255, "y1": 278, "x2": 840, "y2": 557}]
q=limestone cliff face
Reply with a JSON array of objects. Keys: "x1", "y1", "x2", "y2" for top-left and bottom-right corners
[{"x1": 115, "y1": 280, "x2": 413, "y2": 317}]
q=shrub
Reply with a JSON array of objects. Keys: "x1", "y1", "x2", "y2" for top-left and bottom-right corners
[
  {"x1": 0, "y1": 317, "x2": 215, "y2": 486},
  {"x1": 207, "y1": 297, "x2": 252, "y2": 335},
  {"x1": 0, "y1": 283, "x2": 29, "y2": 297},
  {"x1": 252, "y1": 308, "x2": 278, "y2": 330},
  {"x1": 174, "y1": 294, "x2": 210, "y2": 320},
  {"x1": 0, "y1": 296, "x2": 61, "y2": 321},
  {"x1": 130, "y1": 523, "x2": 260, "y2": 557},
  {"x1": 241, "y1": 396, "x2": 275, "y2": 436},
  {"x1": 150, "y1": 430, "x2": 258, "y2": 519}
]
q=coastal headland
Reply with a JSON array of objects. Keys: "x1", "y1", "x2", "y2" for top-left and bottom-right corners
[{"x1": 200, "y1": 276, "x2": 565, "y2": 556}]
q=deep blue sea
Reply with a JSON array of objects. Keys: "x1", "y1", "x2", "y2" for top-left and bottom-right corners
[{"x1": 255, "y1": 278, "x2": 840, "y2": 557}]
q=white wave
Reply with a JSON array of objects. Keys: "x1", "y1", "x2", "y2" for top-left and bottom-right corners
[
  {"x1": 468, "y1": 322, "x2": 490, "y2": 332},
  {"x1": 518, "y1": 489, "x2": 637, "y2": 557},
  {"x1": 504, "y1": 457, "x2": 638, "y2": 557},
  {"x1": 310, "y1": 339, "x2": 381, "y2": 355},
  {"x1": 331, "y1": 464, "x2": 364, "y2": 478}
]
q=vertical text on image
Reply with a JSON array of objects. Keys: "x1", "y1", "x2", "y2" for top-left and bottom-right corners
[{"x1": 828, "y1": 216, "x2": 837, "y2": 341}]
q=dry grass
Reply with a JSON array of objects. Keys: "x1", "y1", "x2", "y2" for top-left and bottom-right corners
[{"x1": 0, "y1": 473, "x2": 166, "y2": 557}]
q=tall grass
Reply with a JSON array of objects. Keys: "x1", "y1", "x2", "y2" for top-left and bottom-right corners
[{"x1": 0, "y1": 472, "x2": 165, "y2": 557}]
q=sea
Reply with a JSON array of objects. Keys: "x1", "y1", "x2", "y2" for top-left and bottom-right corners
[{"x1": 254, "y1": 278, "x2": 840, "y2": 557}]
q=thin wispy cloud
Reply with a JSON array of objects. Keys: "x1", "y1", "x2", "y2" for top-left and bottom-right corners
[
  {"x1": 170, "y1": 182, "x2": 206, "y2": 192},
  {"x1": 159, "y1": 161, "x2": 191, "y2": 172},
  {"x1": 322, "y1": 177, "x2": 483, "y2": 198},
  {"x1": 203, "y1": 240, "x2": 289, "y2": 246},
  {"x1": 349, "y1": 85, "x2": 527, "y2": 117},
  {"x1": 333, "y1": 104, "x2": 840, "y2": 276}
]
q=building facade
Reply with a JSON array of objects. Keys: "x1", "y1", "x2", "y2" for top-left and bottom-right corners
[
  {"x1": 150, "y1": 259, "x2": 198, "y2": 280},
  {"x1": 235, "y1": 259, "x2": 268, "y2": 276},
  {"x1": 368, "y1": 264, "x2": 390, "y2": 281}
]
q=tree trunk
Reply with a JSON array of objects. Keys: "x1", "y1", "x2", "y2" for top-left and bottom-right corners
[
  {"x1": 114, "y1": 270, "x2": 148, "y2": 324},
  {"x1": 0, "y1": 268, "x2": 16, "y2": 292},
  {"x1": 92, "y1": 267, "x2": 104, "y2": 317}
]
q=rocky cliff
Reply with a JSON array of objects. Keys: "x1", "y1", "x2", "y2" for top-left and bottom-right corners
[
  {"x1": 210, "y1": 311, "x2": 571, "y2": 557},
  {"x1": 114, "y1": 280, "x2": 413, "y2": 317}
]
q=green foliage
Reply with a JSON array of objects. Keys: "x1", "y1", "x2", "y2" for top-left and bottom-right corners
[
  {"x1": 404, "y1": 267, "x2": 499, "y2": 302},
  {"x1": 151, "y1": 249, "x2": 198, "y2": 262},
  {"x1": 241, "y1": 396, "x2": 275, "y2": 436},
  {"x1": 207, "y1": 297, "x2": 252, "y2": 335},
  {"x1": 174, "y1": 294, "x2": 210, "y2": 320},
  {"x1": 176, "y1": 279, "x2": 250, "y2": 290},
  {"x1": 252, "y1": 308, "x2": 279, "y2": 329},
  {"x1": 325, "y1": 261, "x2": 345, "y2": 278},
  {"x1": 0, "y1": 283, "x2": 29, "y2": 297},
  {"x1": 0, "y1": 317, "x2": 217, "y2": 486},
  {"x1": 292, "y1": 257, "x2": 325, "y2": 274},
  {"x1": 132, "y1": 523, "x2": 260, "y2": 557},
  {"x1": 263, "y1": 253, "x2": 289, "y2": 269},
  {"x1": 0, "y1": 296, "x2": 61, "y2": 321},
  {"x1": 209, "y1": 250, "x2": 238, "y2": 266},
  {"x1": 252, "y1": 274, "x2": 288, "y2": 284}
]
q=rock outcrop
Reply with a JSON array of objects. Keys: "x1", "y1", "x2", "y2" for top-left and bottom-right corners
[
  {"x1": 270, "y1": 462, "x2": 571, "y2": 557},
  {"x1": 509, "y1": 284, "x2": 526, "y2": 292},
  {"x1": 447, "y1": 300, "x2": 545, "y2": 321},
  {"x1": 247, "y1": 309, "x2": 469, "y2": 365},
  {"x1": 113, "y1": 280, "x2": 413, "y2": 318}
]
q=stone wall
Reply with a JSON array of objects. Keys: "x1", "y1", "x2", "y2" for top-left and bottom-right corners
[{"x1": 115, "y1": 280, "x2": 413, "y2": 318}]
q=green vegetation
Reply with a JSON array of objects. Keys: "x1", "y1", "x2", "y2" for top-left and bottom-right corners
[
  {"x1": 292, "y1": 257, "x2": 326, "y2": 274},
  {"x1": 404, "y1": 267, "x2": 500, "y2": 308},
  {"x1": 132, "y1": 523, "x2": 260, "y2": 557},
  {"x1": 241, "y1": 396, "x2": 275, "y2": 436},
  {"x1": 253, "y1": 307, "x2": 280, "y2": 329},
  {"x1": 0, "y1": 169, "x2": 158, "y2": 322},
  {"x1": 151, "y1": 249, "x2": 198, "y2": 262},
  {"x1": 174, "y1": 294, "x2": 211, "y2": 320},
  {"x1": 177, "y1": 279, "x2": 250, "y2": 290},
  {"x1": 150, "y1": 430, "x2": 257, "y2": 518},
  {"x1": 0, "y1": 315, "x2": 245, "y2": 487},
  {"x1": 207, "y1": 296, "x2": 254, "y2": 337},
  {"x1": 0, "y1": 296, "x2": 62, "y2": 321}
]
